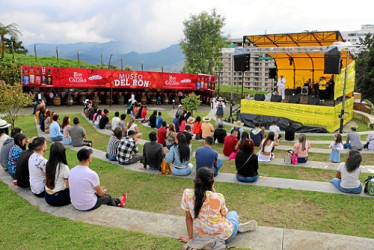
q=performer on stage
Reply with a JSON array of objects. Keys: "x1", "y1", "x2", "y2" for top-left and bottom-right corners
[
  {"x1": 327, "y1": 75, "x2": 335, "y2": 100},
  {"x1": 277, "y1": 75, "x2": 286, "y2": 100},
  {"x1": 318, "y1": 76, "x2": 327, "y2": 101}
]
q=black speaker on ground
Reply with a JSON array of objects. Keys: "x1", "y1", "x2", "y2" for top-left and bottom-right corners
[
  {"x1": 254, "y1": 94, "x2": 265, "y2": 101},
  {"x1": 308, "y1": 96, "x2": 319, "y2": 105},
  {"x1": 324, "y1": 47, "x2": 341, "y2": 74},
  {"x1": 234, "y1": 53, "x2": 250, "y2": 72},
  {"x1": 270, "y1": 95, "x2": 282, "y2": 102},
  {"x1": 285, "y1": 89, "x2": 294, "y2": 95},
  {"x1": 269, "y1": 68, "x2": 277, "y2": 79},
  {"x1": 289, "y1": 95, "x2": 300, "y2": 104}
]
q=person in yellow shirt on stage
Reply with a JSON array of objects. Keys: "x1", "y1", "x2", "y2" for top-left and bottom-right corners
[{"x1": 319, "y1": 76, "x2": 327, "y2": 101}]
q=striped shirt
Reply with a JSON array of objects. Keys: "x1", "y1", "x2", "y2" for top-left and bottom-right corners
[{"x1": 106, "y1": 136, "x2": 120, "y2": 157}]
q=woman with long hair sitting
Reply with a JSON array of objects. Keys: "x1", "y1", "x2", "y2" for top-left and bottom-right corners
[
  {"x1": 179, "y1": 167, "x2": 257, "y2": 244},
  {"x1": 293, "y1": 133, "x2": 311, "y2": 163},
  {"x1": 165, "y1": 133, "x2": 193, "y2": 176},
  {"x1": 127, "y1": 117, "x2": 142, "y2": 139},
  {"x1": 258, "y1": 131, "x2": 278, "y2": 162},
  {"x1": 192, "y1": 116, "x2": 202, "y2": 140},
  {"x1": 166, "y1": 123, "x2": 177, "y2": 150},
  {"x1": 45, "y1": 142, "x2": 71, "y2": 206},
  {"x1": 330, "y1": 150, "x2": 363, "y2": 194},
  {"x1": 62, "y1": 116, "x2": 72, "y2": 145},
  {"x1": 235, "y1": 138, "x2": 259, "y2": 183}
]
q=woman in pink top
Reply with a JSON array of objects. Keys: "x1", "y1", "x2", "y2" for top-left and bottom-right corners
[
  {"x1": 293, "y1": 133, "x2": 311, "y2": 163},
  {"x1": 179, "y1": 167, "x2": 257, "y2": 244},
  {"x1": 178, "y1": 115, "x2": 186, "y2": 132},
  {"x1": 61, "y1": 116, "x2": 72, "y2": 145}
]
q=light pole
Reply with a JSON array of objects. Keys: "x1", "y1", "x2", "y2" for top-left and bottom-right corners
[{"x1": 339, "y1": 50, "x2": 350, "y2": 133}]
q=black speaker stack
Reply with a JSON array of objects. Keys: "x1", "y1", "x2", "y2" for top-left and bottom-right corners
[
  {"x1": 324, "y1": 47, "x2": 341, "y2": 74},
  {"x1": 234, "y1": 53, "x2": 250, "y2": 72}
]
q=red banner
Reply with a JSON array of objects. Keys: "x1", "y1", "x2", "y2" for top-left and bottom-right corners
[{"x1": 21, "y1": 66, "x2": 216, "y2": 91}]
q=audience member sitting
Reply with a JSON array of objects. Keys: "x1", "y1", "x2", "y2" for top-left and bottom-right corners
[
  {"x1": 192, "y1": 116, "x2": 202, "y2": 140},
  {"x1": 260, "y1": 123, "x2": 266, "y2": 139},
  {"x1": 269, "y1": 121, "x2": 282, "y2": 140},
  {"x1": 330, "y1": 150, "x2": 363, "y2": 194},
  {"x1": 127, "y1": 117, "x2": 143, "y2": 139},
  {"x1": 231, "y1": 121, "x2": 244, "y2": 140},
  {"x1": 201, "y1": 116, "x2": 214, "y2": 139},
  {"x1": 149, "y1": 110, "x2": 157, "y2": 128},
  {"x1": 250, "y1": 123, "x2": 263, "y2": 147},
  {"x1": 69, "y1": 117, "x2": 92, "y2": 147},
  {"x1": 93, "y1": 109, "x2": 102, "y2": 128},
  {"x1": 44, "y1": 110, "x2": 52, "y2": 134},
  {"x1": 106, "y1": 127, "x2": 123, "y2": 161},
  {"x1": 344, "y1": 127, "x2": 363, "y2": 150},
  {"x1": 118, "y1": 113, "x2": 127, "y2": 136},
  {"x1": 0, "y1": 119, "x2": 10, "y2": 149},
  {"x1": 69, "y1": 148, "x2": 127, "y2": 211},
  {"x1": 258, "y1": 132, "x2": 278, "y2": 162},
  {"x1": 166, "y1": 123, "x2": 177, "y2": 149},
  {"x1": 178, "y1": 114, "x2": 186, "y2": 132},
  {"x1": 16, "y1": 137, "x2": 35, "y2": 188},
  {"x1": 156, "y1": 112, "x2": 164, "y2": 129},
  {"x1": 50, "y1": 114, "x2": 63, "y2": 141},
  {"x1": 293, "y1": 134, "x2": 311, "y2": 163},
  {"x1": 223, "y1": 129, "x2": 239, "y2": 157},
  {"x1": 284, "y1": 122, "x2": 296, "y2": 141},
  {"x1": 99, "y1": 109, "x2": 111, "y2": 129},
  {"x1": 28, "y1": 137, "x2": 47, "y2": 197},
  {"x1": 165, "y1": 133, "x2": 193, "y2": 176},
  {"x1": 186, "y1": 117, "x2": 195, "y2": 132},
  {"x1": 236, "y1": 139, "x2": 259, "y2": 183},
  {"x1": 117, "y1": 130, "x2": 142, "y2": 165},
  {"x1": 62, "y1": 116, "x2": 72, "y2": 145},
  {"x1": 196, "y1": 136, "x2": 223, "y2": 176},
  {"x1": 157, "y1": 121, "x2": 168, "y2": 147},
  {"x1": 8, "y1": 133, "x2": 27, "y2": 180},
  {"x1": 140, "y1": 105, "x2": 148, "y2": 122},
  {"x1": 39, "y1": 109, "x2": 46, "y2": 132},
  {"x1": 173, "y1": 114, "x2": 180, "y2": 132},
  {"x1": 111, "y1": 111, "x2": 121, "y2": 130},
  {"x1": 179, "y1": 167, "x2": 257, "y2": 244},
  {"x1": 45, "y1": 142, "x2": 71, "y2": 207},
  {"x1": 182, "y1": 125, "x2": 193, "y2": 155},
  {"x1": 364, "y1": 131, "x2": 374, "y2": 150},
  {"x1": 214, "y1": 124, "x2": 227, "y2": 144},
  {"x1": 140, "y1": 132, "x2": 164, "y2": 174},
  {"x1": 0, "y1": 127, "x2": 22, "y2": 171}
]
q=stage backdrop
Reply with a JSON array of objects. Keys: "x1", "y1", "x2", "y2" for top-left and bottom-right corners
[
  {"x1": 240, "y1": 98, "x2": 354, "y2": 133},
  {"x1": 334, "y1": 61, "x2": 355, "y2": 100}
]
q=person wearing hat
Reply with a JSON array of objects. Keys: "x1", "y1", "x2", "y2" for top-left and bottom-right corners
[
  {"x1": 186, "y1": 116, "x2": 195, "y2": 131},
  {"x1": 0, "y1": 119, "x2": 11, "y2": 149},
  {"x1": 215, "y1": 97, "x2": 226, "y2": 124},
  {"x1": 201, "y1": 116, "x2": 215, "y2": 139},
  {"x1": 277, "y1": 75, "x2": 286, "y2": 100},
  {"x1": 117, "y1": 130, "x2": 142, "y2": 165},
  {"x1": 231, "y1": 121, "x2": 244, "y2": 140},
  {"x1": 0, "y1": 127, "x2": 22, "y2": 172},
  {"x1": 69, "y1": 148, "x2": 127, "y2": 210}
]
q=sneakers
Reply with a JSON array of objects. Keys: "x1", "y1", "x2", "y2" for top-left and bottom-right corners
[
  {"x1": 119, "y1": 193, "x2": 127, "y2": 207},
  {"x1": 238, "y1": 220, "x2": 258, "y2": 233}
]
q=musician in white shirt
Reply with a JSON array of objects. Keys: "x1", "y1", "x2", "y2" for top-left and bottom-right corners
[{"x1": 277, "y1": 75, "x2": 286, "y2": 100}]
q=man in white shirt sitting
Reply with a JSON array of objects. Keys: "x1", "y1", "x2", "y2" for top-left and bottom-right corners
[
  {"x1": 269, "y1": 121, "x2": 282, "y2": 140},
  {"x1": 111, "y1": 111, "x2": 121, "y2": 130}
]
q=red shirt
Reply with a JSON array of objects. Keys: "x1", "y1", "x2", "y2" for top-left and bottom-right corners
[
  {"x1": 223, "y1": 135, "x2": 238, "y2": 156},
  {"x1": 157, "y1": 126, "x2": 167, "y2": 144},
  {"x1": 141, "y1": 109, "x2": 147, "y2": 119},
  {"x1": 193, "y1": 121, "x2": 202, "y2": 134}
]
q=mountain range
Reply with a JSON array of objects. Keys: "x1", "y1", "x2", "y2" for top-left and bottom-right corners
[{"x1": 25, "y1": 41, "x2": 185, "y2": 72}]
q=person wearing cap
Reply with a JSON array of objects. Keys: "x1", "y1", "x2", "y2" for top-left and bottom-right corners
[
  {"x1": 196, "y1": 136, "x2": 223, "y2": 176},
  {"x1": 69, "y1": 117, "x2": 92, "y2": 147},
  {"x1": 28, "y1": 137, "x2": 48, "y2": 197},
  {"x1": 215, "y1": 97, "x2": 226, "y2": 124},
  {"x1": 0, "y1": 119, "x2": 11, "y2": 149},
  {"x1": 201, "y1": 116, "x2": 214, "y2": 139},
  {"x1": 0, "y1": 127, "x2": 22, "y2": 171},
  {"x1": 277, "y1": 74, "x2": 286, "y2": 100},
  {"x1": 140, "y1": 132, "x2": 164, "y2": 174},
  {"x1": 69, "y1": 148, "x2": 127, "y2": 210},
  {"x1": 214, "y1": 124, "x2": 227, "y2": 144},
  {"x1": 117, "y1": 130, "x2": 142, "y2": 165}
]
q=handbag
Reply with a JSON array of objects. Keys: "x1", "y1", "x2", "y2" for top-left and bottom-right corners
[
  {"x1": 228, "y1": 151, "x2": 237, "y2": 160},
  {"x1": 291, "y1": 153, "x2": 298, "y2": 165},
  {"x1": 364, "y1": 176, "x2": 374, "y2": 196},
  {"x1": 160, "y1": 158, "x2": 172, "y2": 175}
]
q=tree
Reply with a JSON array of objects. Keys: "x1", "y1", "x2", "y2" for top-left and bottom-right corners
[
  {"x1": 5, "y1": 36, "x2": 28, "y2": 54},
  {"x1": 180, "y1": 9, "x2": 228, "y2": 75},
  {"x1": 356, "y1": 34, "x2": 374, "y2": 103},
  {"x1": 181, "y1": 93, "x2": 201, "y2": 115},
  {"x1": 0, "y1": 23, "x2": 22, "y2": 59},
  {"x1": 0, "y1": 82, "x2": 33, "y2": 128}
]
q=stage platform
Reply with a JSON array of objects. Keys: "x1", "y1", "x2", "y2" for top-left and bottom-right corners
[{"x1": 239, "y1": 98, "x2": 354, "y2": 133}]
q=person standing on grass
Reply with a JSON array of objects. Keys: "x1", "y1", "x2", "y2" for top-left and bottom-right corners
[
  {"x1": 28, "y1": 137, "x2": 48, "y2": 197},
  {"x1": 235, "y1": 139, "x2": 259, "y2": 183},
  {"x1": 50, "y1": 114, "x2": 63, "y2": 141},
  {"x1": 179, "y1": 167, "x2": 257, "y2": 245},
  {"x1": 106, "y1": 127, "x2": 123, "y2": 161},
  {"x1": 111, "y1": 111, "x2": 121, "y2": 130},
  {"x1": 69, "y1": 117, "x2": 92, "y2": 147},
  {"x1": 45, "y1": 143, "x2": 71, "y2": 207},
  {"x1": 329, "y1": 134, "x2": 344, "y2": 163},
  {"x1": 140, "y1": 132, "x2": 164, "y2": 174},
  {"x1": 196, "y1": 136, "x2": 223, "y2": 176},
  {"x1": 215, "y1": 97, "x2": 225, "y2": 124},
  {"x1": 117, "y1": 130, "x2": 142, "y2": 165},
  {"x1": 69, "y1": 148, "x2": 127, "y2": 211},
  {"x1": 330, "y1": 150, "x2": 363, "y2": 194}
]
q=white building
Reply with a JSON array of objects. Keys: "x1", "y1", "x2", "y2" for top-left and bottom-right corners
[{"x1": 341, "y1": 24, "x2": 374, "y2": 44}]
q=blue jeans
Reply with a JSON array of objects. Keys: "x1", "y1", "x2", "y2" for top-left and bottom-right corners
[
  {"x1": 45, "y1": 189, "x2": 71, "y2": 207},
  {"x1": 330, "y1": 178, "x2": 362, "y2": 194},
  {"x1": 297, "y1": 157, "x2": 308, "y2": 163},
  {"x1": 214, "y1": 159, "x2": 223, "y2": 176},
  {"x1": 172, "y1": 165, "x2": 193, "y2": 176},
  {"x1": 107, "y1": 155, "x2": 117, "y2": 161},
  {"x1": 236, "y1": 174, "x2": 259, "y2": 183},
  {"x1": 225, "y1": 210, "x2": 239, "y2": 243},
  {"x1": 51, "y1": 135, "x2": 63, "y2": 142},
  {"x1": 344, "y1": 143, "x2": 351, "y2": 149},
  {"x1": 63, "y1": 138, "x2": 72, "y2": 145}
]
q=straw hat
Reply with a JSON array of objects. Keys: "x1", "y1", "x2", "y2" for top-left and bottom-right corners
[
  {"x1": 203, "y1": 116, "x2": 211, "y2": 122},
  {"x1": 187, "y1": 117, "x2": 195, "y2": 123},
  {"x1": 217, "y1": 97, "x2": 224, "y2": 101},
  {"x1": 233, "y1": 121, "x2": 244, "y2": 128},
  {"x1": 178, "y1": 104, "x2": 182, "y2": 108},
  {"x1": 0, "y1": 119, "x2": 10, "y2": 129}
]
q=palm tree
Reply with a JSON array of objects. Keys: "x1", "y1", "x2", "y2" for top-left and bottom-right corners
[{"x1": 0, "y1": 23, "x2": 21, "y2": 59}]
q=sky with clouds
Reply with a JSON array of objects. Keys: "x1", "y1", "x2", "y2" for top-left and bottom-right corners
[{"x1": 1, "y1": 0, "x2": 373, "y2": 52}]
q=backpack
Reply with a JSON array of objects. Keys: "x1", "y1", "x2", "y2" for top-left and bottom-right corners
[
  {"x1": 182, "y1": 235, "x2": 225, "y2": 250},
  {"x1": 364, "y1": 176, "x2": 374, "y2": 196}
]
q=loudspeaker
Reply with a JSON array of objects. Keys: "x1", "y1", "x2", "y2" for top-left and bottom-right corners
[
  {"x1": 234, "y1": 53, "x2": 250, "y2": 71},
  {"x1": 254, "y1": 94, "x2": 265, "y2": 101},
  {"x1": 271, "y1": 95, "x2": 282, "y2": 102},
  {"x1": 301, "y1": 86, "x2": 308, "y2": 96},
  {"x1": 289, "y1": 95, "x2": 300, "y2": 104},
  {"x1": 324, "y1": 47, "x2": 341, "y2": 74},
  {"x1": 308, "y1": 96, "x2": 319, "y2": 105},
  {"x1": 300, "y1": 95, "x2": 308, "y2": 104},
  {"x1": 285, "y1": 89, "x2": 294, "y2": 95},
  {"x1": 269, "y1": 68, "x2": 277, "y2": 79}
]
